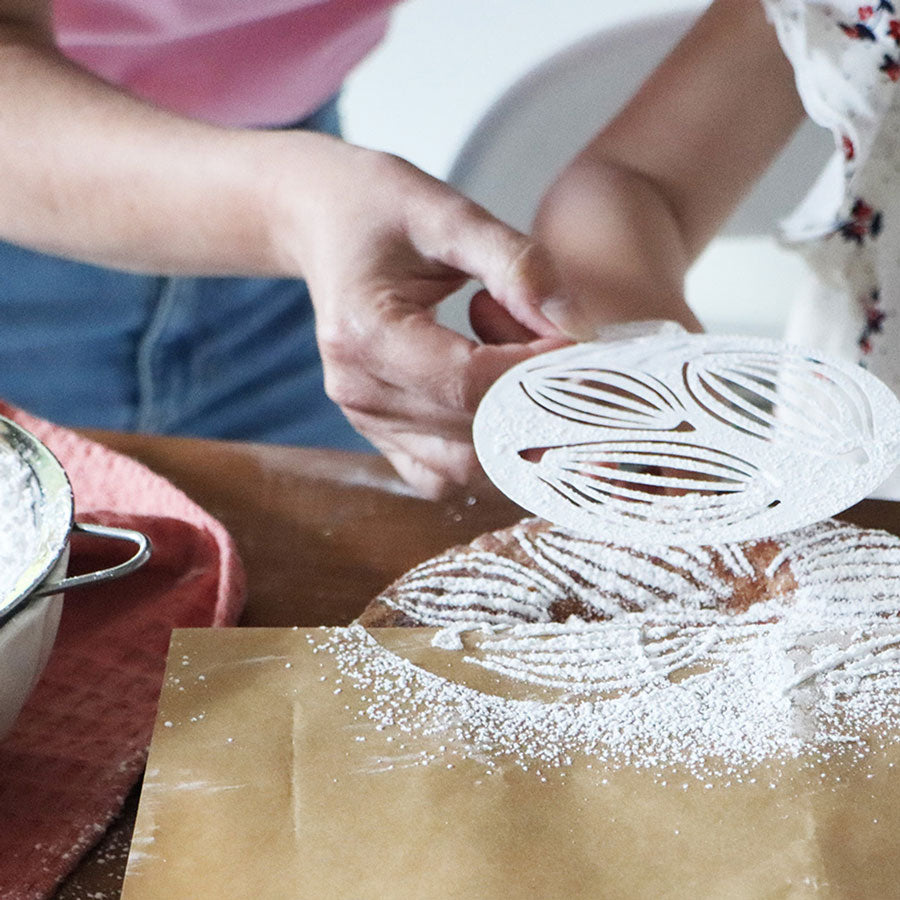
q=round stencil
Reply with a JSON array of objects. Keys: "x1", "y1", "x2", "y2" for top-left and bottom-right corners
[{"x1": 473, "y1": 333, "x2": 900, "y2": 545}]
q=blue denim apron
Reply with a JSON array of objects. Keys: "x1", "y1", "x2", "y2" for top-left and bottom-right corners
[{"x1": 0, "y1": 96, "x2": 372, "y2": 451}]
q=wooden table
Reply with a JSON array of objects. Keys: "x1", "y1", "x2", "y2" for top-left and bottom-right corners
[{"x1": 53, "y1": 430, "x2": 900, "y2": 898}]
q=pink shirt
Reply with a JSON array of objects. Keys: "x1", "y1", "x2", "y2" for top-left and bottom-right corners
[{"x1": 52, "y1": 0, "x2": 397, "y2": 127}]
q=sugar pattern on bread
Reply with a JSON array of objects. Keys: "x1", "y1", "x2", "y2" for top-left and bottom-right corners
[
  {"x1": 359, "y1": 517, "x2": 900, "y2": 629},
  {"x1": 342, "y1": 517, "x2": 900, "y2": 778}
]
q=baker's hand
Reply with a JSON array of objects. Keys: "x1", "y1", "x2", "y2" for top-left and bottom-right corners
[{"x1": 289, "y1": 141, "x2": 571, "y2": 499}]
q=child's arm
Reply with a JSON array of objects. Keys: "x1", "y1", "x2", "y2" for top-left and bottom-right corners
[{"x1": 475, "y1": 0, "x2": 807, "y2": 342}]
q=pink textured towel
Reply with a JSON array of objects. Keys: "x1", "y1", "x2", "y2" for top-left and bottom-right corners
[{"x1": 0, "y1": 403, "x2": 246, "y2": 900}]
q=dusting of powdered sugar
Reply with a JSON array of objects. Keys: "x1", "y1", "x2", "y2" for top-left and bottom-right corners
[
  {"x1": 0, "y1": 442, "x2": 42, "y2": 603},
  {"x1": 377, "y1": 518, "x2": 900, "y2": 629},
  {"x1": 319, "y1": 519, "x2": 900, "y2": 782}
]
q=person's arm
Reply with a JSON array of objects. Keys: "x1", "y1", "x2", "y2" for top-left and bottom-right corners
[
  {"x1": 0, "y1": 0, "x2": 570, "y2": 498},
  {"x1": 475, "y1": 0, "x2": 807, "y2": 343}
]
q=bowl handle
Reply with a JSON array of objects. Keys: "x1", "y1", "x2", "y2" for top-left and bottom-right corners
[{"x1": 32, "y1": 522, "x2": 152, "y2": 597}]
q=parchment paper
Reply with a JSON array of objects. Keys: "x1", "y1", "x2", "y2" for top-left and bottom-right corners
[{"x1": 121, "y1": 628, "x2": 900, "y2": 899}]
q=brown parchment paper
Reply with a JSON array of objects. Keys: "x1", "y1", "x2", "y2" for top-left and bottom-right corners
[{"x1": 121, "y1": 628, "x2": 900, "y2": 899}]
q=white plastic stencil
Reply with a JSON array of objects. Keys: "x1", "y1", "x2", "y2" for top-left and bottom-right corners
[{"x1": 473, "y1": 333, "x2": 900, "y2": 545}]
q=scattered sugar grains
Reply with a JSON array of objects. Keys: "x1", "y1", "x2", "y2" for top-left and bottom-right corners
[
  {"x1": 316, "y1": 576, "x2": 900, "y2": 782},
  {"x1": 0, "y1": 442, "x2": 41, "y2": 598}
]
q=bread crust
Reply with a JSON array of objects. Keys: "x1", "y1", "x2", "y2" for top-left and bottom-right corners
[{"x1": 357, "y1": 517, "x2": 898, "y2": 629}]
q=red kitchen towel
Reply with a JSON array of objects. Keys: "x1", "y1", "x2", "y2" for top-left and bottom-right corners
[{"x1": 0, "y1": 403, "x2": 247, "y2": 900}]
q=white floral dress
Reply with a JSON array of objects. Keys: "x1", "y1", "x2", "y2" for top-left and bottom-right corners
[{"x1": 764, "y1": 0, "x2": 900, "y2": 493}]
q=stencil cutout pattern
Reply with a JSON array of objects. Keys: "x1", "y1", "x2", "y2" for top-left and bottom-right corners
[{"x1": 474, "y1": 334, "x2": 900, "y2": 545}]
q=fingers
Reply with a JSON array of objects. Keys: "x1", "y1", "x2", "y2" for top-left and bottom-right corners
[
  {"x1": 324, "y1": 311, "x2": 569, "y2": 497},
  {"x1": 469, "y1": 288, "x2": 539, "y2": 345},
  {"x1": 383, "y1": 452, "x2": 450, "y2": 501},
  {"x1": 366, "y1": 312, "x2": 567, "y2": 421},
  {"x1": 347, "y1": 412, "x2": 482, "y2": 500},
  {"x1": 324, "y1": 304, "x2": 564, "y2": 422},
  {"x1": 407, "y1": 183, "x2": 571, "y2": 339},
  {"x1": 380, "y1": 446, "x2": 497, "y2": 502},
  {"x1": 348, "y1": 417, "x2": 473, "y2": 500},
  {"x1": 321, "y1": 313, "x2": 476, "y2": 442}
]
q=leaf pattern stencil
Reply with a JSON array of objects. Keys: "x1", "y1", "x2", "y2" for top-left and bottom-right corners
[
  {"x1": 520, "y1": 439, "x2": 775, "y2": 532},
  {"x1": 473, "y1": 334, "x2": 900, "y2": 544},
  {"x1": 518, "y1": 365, "x2": 691, "y2": 431},
  {"x1": 683, "y1": 348, "x2": 876, "y2": 455}
]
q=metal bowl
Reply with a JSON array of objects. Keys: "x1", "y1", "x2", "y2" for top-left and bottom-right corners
[{"x1": 0, "y1": 414, "x2": 151, "y2": 739}]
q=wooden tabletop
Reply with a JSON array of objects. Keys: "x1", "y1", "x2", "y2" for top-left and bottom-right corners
[{"x1": 54, "y1": 429, "x2": 900, "y2": 898}]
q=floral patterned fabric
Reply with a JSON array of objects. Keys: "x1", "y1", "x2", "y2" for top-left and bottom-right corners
[{"x1": 764, "y1": 1, "x2": 900, "y2": 390}]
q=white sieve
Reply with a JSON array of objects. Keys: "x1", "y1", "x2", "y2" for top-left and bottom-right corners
[{"x1": 473, "y1": 325, "x2": 900, "y2": 546}]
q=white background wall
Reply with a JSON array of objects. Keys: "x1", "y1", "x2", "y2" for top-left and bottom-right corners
[
  {"x1": 340, "y1": 0, "x2": 819, "y2": 338},
  {"x1": 342, "y1": 0, "x2": 686, "y2": 180}
]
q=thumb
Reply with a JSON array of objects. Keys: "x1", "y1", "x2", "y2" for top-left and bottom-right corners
[
  {"x1": 475, "y1": 232, "x2": 568, "y2": 339},
  {"x1": 466, "y1": 335, "x2": 573, "y2": 405},
  {"x1": 418, "y1": 190, "x2": 571, "y2": 339}
]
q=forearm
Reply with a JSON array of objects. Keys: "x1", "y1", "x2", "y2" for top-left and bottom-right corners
[
  {"x1": 589, "y1": 0, "x2": 804, "y2": 256},
  {"x1": 534, "y1": 0, "x2": 805, "y2": 333},
  {"x1": 535, "y1": 156, "x2": 702, "y2": 334},
  {"x1": 0, "y1": 13, "x2": 335, "y2": 277}
]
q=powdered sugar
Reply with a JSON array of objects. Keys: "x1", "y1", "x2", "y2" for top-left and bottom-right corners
[
  {"x1": 0, "y1": 443, "x2": 41, "y2": 602},
  {"x1": 325, "y1": 519, "x2": 900, "y2": 782}
]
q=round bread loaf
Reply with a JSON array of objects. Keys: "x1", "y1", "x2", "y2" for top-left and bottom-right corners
[{"x1": 358, "y1": 516, "x2": 900, "y2": 628}]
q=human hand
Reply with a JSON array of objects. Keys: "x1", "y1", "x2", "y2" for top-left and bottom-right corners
[{"x1": 284, "y1": 140, "x2": 571, "y2": 498}]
